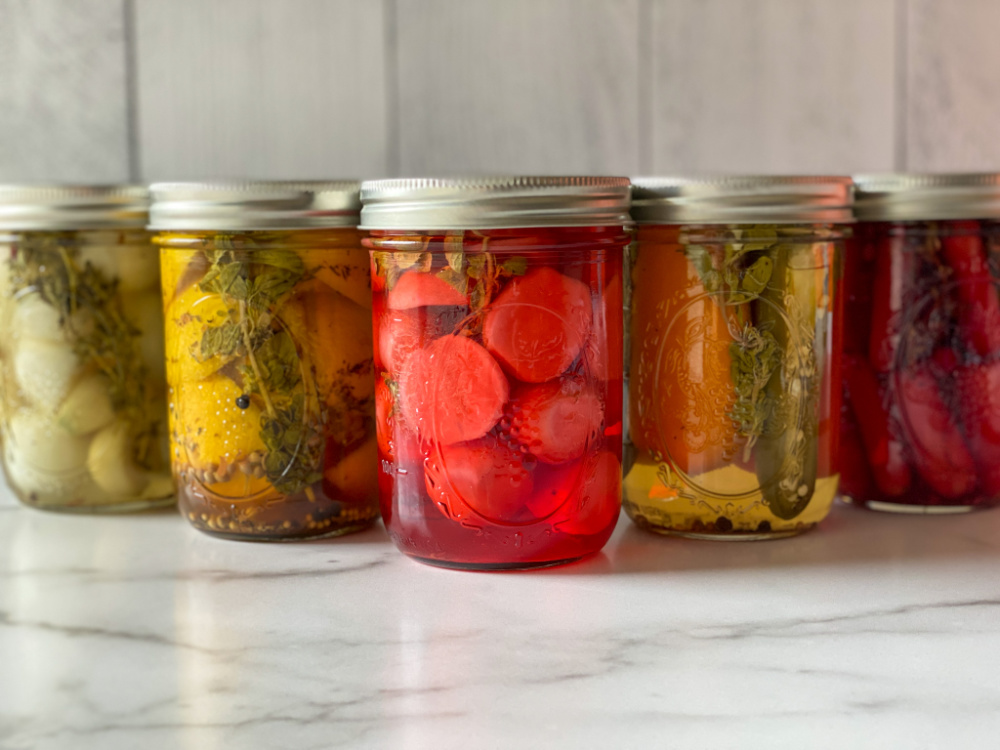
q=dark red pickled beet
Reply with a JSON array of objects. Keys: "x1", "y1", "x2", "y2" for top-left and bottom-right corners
[
  {"x1": 869, "y1": 234, "x2": 915, "y2": 372},
  {"x1": 843, "y1": 353, "x2": 911, "y2": 496},
  {"x1": 896, "y1": 359, "x2": 977, "y2": 499},
  {"x1": 955, "y1": 359, "x2": 1000, "y2": 496},
  {"x1": 941, "y1": 220, "x2": 1000, "y2": 357},
  {"x1": 366, "y1": 228, "x2": 625, "y2": 567}
]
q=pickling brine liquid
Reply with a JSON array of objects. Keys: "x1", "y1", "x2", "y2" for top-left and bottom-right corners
[
  {"x1": 367, "y1": 227, "x2": 625, "y2": 568},
  {"x1": 625, "y1": 224, "x2": 843, "y2": 538},
  {"x1": 159, "y1": 229, "x2": 380, "y2": 540}
]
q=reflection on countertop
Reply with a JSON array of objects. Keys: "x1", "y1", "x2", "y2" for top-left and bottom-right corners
[{"x1": 1, "y1": 488, "x2": 999, "y2": 749}]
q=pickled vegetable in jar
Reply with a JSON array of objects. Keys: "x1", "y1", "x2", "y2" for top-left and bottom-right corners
[
  {"x1": 0, "y1": 185, "x2": 173, "y2": 511},
  {"x1": 151, "y1": 182, "x2": 379, "y2": 540},
  {"x1": 625, "y1": 177, "x2": 849, "y2": 539},
  {"x1": 842, "y1": 174, "x2": 1000, "y2": 513},
  {"x1": 362, "y1": 177, "x2": 629, "y2": 569}
]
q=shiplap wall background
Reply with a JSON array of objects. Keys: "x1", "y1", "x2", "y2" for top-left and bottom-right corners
[{"x1": 0, "y1": 0, "x2": 997, "y2": 183}]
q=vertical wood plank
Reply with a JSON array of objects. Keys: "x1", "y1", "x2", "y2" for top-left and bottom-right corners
[
  {"x1": 134, "y1": 0, "x2": 388, "y2": 181},
  {"x1": 649, "y1": 0, "x2": 897, "y2": 175},
  {"x1": 0, "y1": 0, "x2": 130, "y2": 183},
  {"x1": 396, "y1": 0, "x2": 641, "y2": 176},
  {"x1": 907, "y1": 0, "x2": 1000, "y2": 172}
]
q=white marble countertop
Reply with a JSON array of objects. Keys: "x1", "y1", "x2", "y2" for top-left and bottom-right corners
[{"x1": 2, "y1": 486, "x2": 999, "y2": 750}]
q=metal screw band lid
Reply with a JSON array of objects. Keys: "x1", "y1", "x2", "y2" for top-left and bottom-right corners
[
  {"x1": 359, "y1": 176, "x2": 632, "y2": 230},
  {"x1": 630, "y1": 176, "x2": 854, "y2": 225},
  {"x1": 0, "y1": 185, "x2": 149, "y2": 231},
  {"x1": 853, "y1": 173, "x2": 1000, "y2": 221},
  {"x1": 148, "y1": 181, "x2": 361, "y2": 230}
]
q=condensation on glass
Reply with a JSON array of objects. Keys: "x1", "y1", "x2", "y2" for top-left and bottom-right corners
[
  {"x1": 361, "y1": 177, "x2": 629, "y2": 569},
  {"x1": 625, "y1": 177, "x2": 850, "y2": 539},
  {"x1": 151, "y1": 182, "x2": 378, "y2": 540},
  {"x1": 0, "y1": 185, "x2": 173, "y2": 512}
]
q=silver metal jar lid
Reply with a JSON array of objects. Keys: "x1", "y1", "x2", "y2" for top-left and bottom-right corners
[
  {"x1": 148, "y1": 181, "x2": 361, "y2": 231},
  {"x1": 853, "y1": 173, "x2": 1000, "y2": 221},
  {"x1": 0, "y1": 185, "x2": 149, "y2": 231},
  {"x1": 630, "y1": 176, "x2": 854, "y2": 225},
  {"x1": 359, "y1": 176, "x2": 632, "y2": 230}
]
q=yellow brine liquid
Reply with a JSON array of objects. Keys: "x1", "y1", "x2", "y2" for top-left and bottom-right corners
[{"x1": 158, "y1": 228, "x2": 380, "y2": 540}]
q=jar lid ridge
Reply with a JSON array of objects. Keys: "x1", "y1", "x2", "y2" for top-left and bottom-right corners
[
  {"x1": 630, "y1": 175, "x2": 854, "y2": 224},
  {"x1": 148, "y1": 181, "x2": 361, "y2": 230},
  {"x1": 0, "y1": 184, "x2": 149, "y2": 230},
  {"x1": 359, "y1": 176, "x2": 632, "y2": 230}
]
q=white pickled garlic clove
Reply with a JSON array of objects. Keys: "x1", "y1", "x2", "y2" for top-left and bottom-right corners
[
  {"x1": 87, "y1": 420, "x2": 146, "y2": 496},
  {"x1": 4, "y1": 409, "x2": 87, "y2": 475},
  {"x1": 14, "y1": 339, "x2": 79, "y2": 407},
  {"x1": 140, "y1": 471, "x2": 175, "y2": 500},
  {"x1": 12, "y1": 293, "x2": 65, "y2": 343},
  {"x1": 323, "y1": 435, "x2": 377, "y2": 503},
  {"x1": 57, "y1": 374, "x2": 116, "y2": 435}
]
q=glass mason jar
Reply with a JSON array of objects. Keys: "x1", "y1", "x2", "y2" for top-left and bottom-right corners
[
  {"x1": 0, "y1": 185, "x2": 173, "y2": 511},
  {"x1": 361, "y1": 177, "x2": 629, "y2": 569},
  {"x1": 150, "y1": 182, "x2": 379, "y2": 540},
  {"x1": 625, "y1": 177, "x2": 850, "y2": 539},
  {"x1": 842, "y1": 174, "x2": 1000, "y2": 513}
]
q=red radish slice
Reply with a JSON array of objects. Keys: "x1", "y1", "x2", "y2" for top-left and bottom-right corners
[
  {"x1": 399, "y1": 335, "x2": 508, "y2": 446},
  {"x1": 378, "y1": 305, "x2": 468, "y2": 376},
  {"x1": 388, "y1": 271, "x2": 467, "y2": 310},
  {"x1": 509, "y1": 377, "x2": 603, "y2": 464},
  {"x1": 483, "y1": 266, "x2": 593, "y2": 383},
  {"x1": 424, "y1": 436, "x2": 535, "y2": 523}
]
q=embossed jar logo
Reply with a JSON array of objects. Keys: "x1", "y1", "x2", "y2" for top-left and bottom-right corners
[{"x1": 651, "y1": 291, "x2": 808, "y2": 500}]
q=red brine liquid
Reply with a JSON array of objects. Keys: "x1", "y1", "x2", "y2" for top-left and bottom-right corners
[
  {"x1": 366, "y1": 227, "x2": 625, "y2": 568},
  {"x1": 840, "y1": 220, "x2": 1000, "y2": 511}
]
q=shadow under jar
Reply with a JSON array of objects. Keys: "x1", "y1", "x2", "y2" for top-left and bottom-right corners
[
  {"x1": 361, "y1": 177, "x2": 629, "y2": 569},
  {"x1": 0, "y1": 185, "x2": 174, "y2": 512},
  {"x1": 625, "y1": 177, "x2": 850, "y2": 540},
  {"x1": 151, "y1": 182, "x2": 379, "y2": 541},
  {"x1": 842, "y1": 174, "x2": 1000, "y2": 514}
]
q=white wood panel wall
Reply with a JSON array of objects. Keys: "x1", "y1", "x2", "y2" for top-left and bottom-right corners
[
  {"x1": 0, "y1": 0, "x2": 997, "y2": 182},
  {"x1": 396, "y1": 0, "x2": 640, "y2": 176},
  {"x1": 649, "y1": 0, "x2": 897, "y2": 174},
  {"x1": 0, "y1": 0, "x2": 130, "y2": 182},
  {"x1": 134, "y1": 0, "x2": 388, "y2": 180},
  {"x1": 907, "y1": 0, "x2": 1000, "y2": 172}
]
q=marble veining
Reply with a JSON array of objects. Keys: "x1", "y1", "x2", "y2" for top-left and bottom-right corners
[{"x1": 2, "y1": 486, "x2": 1000, "y2": 749}]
